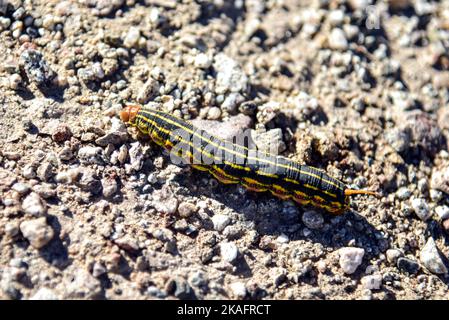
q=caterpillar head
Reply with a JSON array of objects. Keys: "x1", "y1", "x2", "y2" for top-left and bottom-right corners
[{"x1": 120, "y1": 105, "x2": 141, "y2": 125}]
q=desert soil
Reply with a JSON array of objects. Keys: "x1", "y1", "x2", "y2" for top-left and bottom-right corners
[{"x1": 1, "y1": 0, "x2": 449, "y2": 300}]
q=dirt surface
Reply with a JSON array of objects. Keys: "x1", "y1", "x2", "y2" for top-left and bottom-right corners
[{"x1": 1, "y1": 0, "x2": 449, "y2": 300}]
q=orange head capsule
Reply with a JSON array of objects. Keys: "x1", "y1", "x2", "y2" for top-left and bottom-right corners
[{"x1": 120, "y1": 105, "x2": 141, "y2": 124}]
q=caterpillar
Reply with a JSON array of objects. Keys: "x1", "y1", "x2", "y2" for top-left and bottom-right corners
[{"x1": 120, "y1": 105, "x2": 378, "y2": 215}]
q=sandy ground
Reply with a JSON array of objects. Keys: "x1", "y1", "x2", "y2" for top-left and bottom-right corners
[{"x1": 1, "y1": 0, "x2": 449, "y2": 300}]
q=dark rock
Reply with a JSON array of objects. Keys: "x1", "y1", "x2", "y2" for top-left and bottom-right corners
[{"x1": 397, "y1": 257, "x2": 420, "y2": 275}]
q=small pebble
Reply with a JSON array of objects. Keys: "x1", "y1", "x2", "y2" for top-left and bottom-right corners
[
  {"x1": 328, "y1": 10, "x2": 344, "y2": 26},
  {"x1": 92, "y1": 262, "x2": 107, "y2": 278},
  {"x1": 211, "y1": 214, "x2": 231, "y2": 232},
  {"x1": 338, "y1": 247, "x2": 365, "y2": 274},
  {"x1": 12, "y1": 182, "x2": 30, "y2": 195},
  {"x1": 114, "y1": 235, "x2": 139, "y2": 253},
  {"x1": 314, "y1": 260, "x2": 326, "y2": 273},
  {"x1": 329, "y1": 28, "x2": 348, "y2": 50},
  {"x1": 194, "y1": 53, "x2": 212, "y2": 69},
  {"x1": 396, "y1": 187, "x2": 411, "y2": 200},
  {"x1": 430, "y1": 189, "x2": 443, "y2": 202},
  {"x1": 397, "y1": 257, "x2": 420, "y2": 275},
  {"x1": 21, "y1": 192, "x2": 47, "y2": 216},
  {"x1": 123, "y1": 27, "x2": 141, "y2": 48},
  {"x1": 51, "y1": 124, "x2": 72, "y2": 143},
  {"x1": 301, "y1": 210, "x2": 324, "y2": 230},
  {"x1": 361, "y1": 274, "x2": 382, "y2": 290},
  {"x1": 386, "y1": 249, "x2": 403, "y2": 263},
  {"x1": 411, "y1": 198, "x2": 431, "y2": 221},
  {"x1": 20, "y1": 49, "x2": 55, "y2": 86},
  {"x1": 20, "y1": 217, "x2": 54, "y2": 249},
  {"x1": 22, "y1": 165, "x2": 36, "y2": 179},
  {"x1": 5, "y1": 221, "x2": 20, "y2": 237},
  {"x1": 213, "y1": 53, "x2": 249, "y2": 95},
  {"x1": 207, "y1": 107, "x2": 222, "y2": 120},
  {"x1": 78, "y1": 146, "x2": 103, "y2": 164},
  {"x1": 420, "y1": 238, "x2": 448, "y2": 275},
  {"x1": 435, "y1": 206, "x2": 449, "y2": 220},
  {"x1": 0, "y1": 17, "x2": 11, "y2": 31},
  {"x1": 273, "y1": 232, "x2": 288, "y2": 244},
  {"x1": 229, "y1": 282, "x2": 246, "y2": 298},
  {"x1": 177, "y1": 202, "x2": 197, "y2": 218},
  {"x1": 101, "y1": 178, "x2": 118, "y2": 198},
  {"x1": 9, "y1": 74, "x2": 22, "y2": 90},
  {"x1": 30, "y1": 288, "x2": 58, "y2": 300},
  {"x1": 37, "y1": 162, "x2": 54, "y2": 182},
  {"x1": 136, "y1": 78, "x2": 160, "y2": 104},
  {"x1": 220, "y1": 242, "x2": 239, "y2": 263}
]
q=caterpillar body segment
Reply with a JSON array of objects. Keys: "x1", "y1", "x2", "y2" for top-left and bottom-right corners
[{"x1": 120, "y1": 105, "x2": 378, "y2": 215}]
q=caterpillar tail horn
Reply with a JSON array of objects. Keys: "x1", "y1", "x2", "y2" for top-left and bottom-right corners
[{"x1": 344, "y1": 189, "x2": 380, "y2": 198}]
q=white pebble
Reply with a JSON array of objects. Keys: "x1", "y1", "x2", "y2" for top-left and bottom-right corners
[
  {"x1": 338, "y1": 247, "x2": 365, "y2": 274},
  {"x1": 396, "y1": 187, "x2": 411, "y2": 200},
  {"x1": 9, "y1": 74, "x2": 22, "y2": 90},
  {"x1": 20, "y1": 217, "x2": 54, "y2": 249},
  {"x1": 5, "y1": 221, "x2": 20, "y2": 237},
  {"x1": 22, "y1": 165, "x2": 36, "y2": 179},
  {"x1": 124, "y1": 27, "x2": 141, "y2": 48},
  {"x1": 302, "y1": 210, "x2": 324, "y2": 229},
  {"x1": 211, "y1": 214, "x2": 231, "y2": 231},
  {"x1": 30, "y1": 288, "x2": 58, "y2": 300},
  {"x1": 220, "y1": 242, "x2": 239, "y2": 263},
  {"x1": 194, "y1": 53, "x2": 212, "y2": 69},
  {"x1": 411, "y1": 198, "x2": 431, "y2": 221},
  {"x1": 213, "y1": 53, "x2": 249, "y2": 94},
  {"x1": 276, "y1": 233, "x2": 289, "y2": 244},
  {"x1": 12, "y1": 182, "x2": 30, "y2": 195},
  {"x1": 361, "y1": 274, "x2": 382, "y2": 290},
  {"x1": 329, "y1": 28, "x2": 348, "y2": 50},
  {"x1": 386, "y1": 249, "x2": 402, "y2": 263},
  {"x1": 207, "y1": 107, "x2": 221, "y2": 120},
  {"x1": 78, "y1": 146, "x2": 103, "y2": 164},
  {"x1": 21, "y1": 192, "x2": 47, "y2": 216},
  {"x1": 328, "y1": 10, "x2": 345, "y2": 26},
  {"x1": 229, "y1": 282, "x2": 246, "y2": 298},
  {"x1": 0, "y1": 17, "x2": 11, "y2": 31},
  {"x1": 435, "y1": 206, "x2": 449, "y2": 220}
]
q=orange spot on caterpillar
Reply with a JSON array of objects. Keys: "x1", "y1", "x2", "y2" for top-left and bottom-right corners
[{"x1": 120, "y1": 105, "x2": 141, "y2": 123}]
